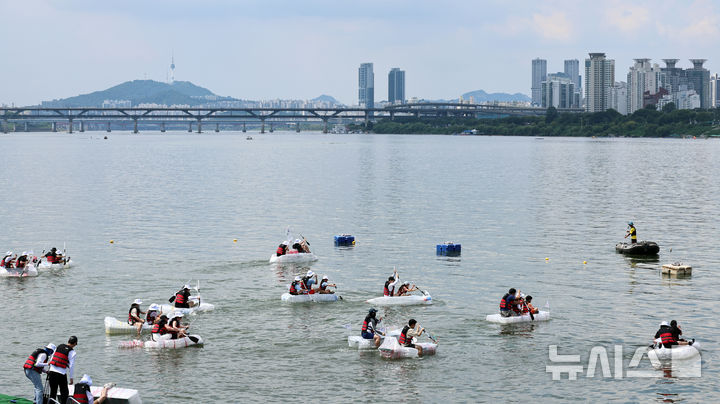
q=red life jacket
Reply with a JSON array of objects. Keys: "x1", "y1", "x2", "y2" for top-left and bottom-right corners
[
  {"x1": 276, "y1": 246, "x2": 285, "y2": 256},
  {"x1": 659, "y1": 329, "x2": 676, "y2": 345},
  {"x1": 152, "y1": 323, "x2": 167, "y2": 334},
  {"x1": 499, "y1": 293, "x2": 510, "y2": 309},
  {"x1": 384, "y1": 281, "x2": 394, "y2": 297},
  {"x1": 289, "y1": 282, "x2": 298, "y2": 295},
  {"x1": 361, "y1": 315, "x2": 374, "y2": 333},
  {"x1": 49, "y1": 344, "x2": 73, "y2": 369},
  {"x1": 398, "y1": 325, "x2": 410, "y2": 345},
  {"x1": 46, "y1": 255, "x2": 57, "y2": 263},
  {"x1": 128, "y1": 305, "x2": 140, "y2": 324},
  {"x1": 72, "y1": 383, "x2": 91, "y2": 404},
  {"x1": 23, "y1": 348, "x2": 46, "y2": 373},
  {"x1": 175, "y1": 291, "x2": 186, "y2": 305},
  {"x1": 146, "y1": 310, "x2": 158, "y2": 324}
]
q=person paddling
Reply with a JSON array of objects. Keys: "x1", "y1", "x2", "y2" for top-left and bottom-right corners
[
  {"x1": 625, "y1": 222, "x2": 637, "y2": 244},
  {"x1": 167, "y1": 313, "x2": 189, "y2": 339},
  {"x1": 276, "y1": 243, "x2": 287, "y2": 257},
  {"x1": 45, "y1": 247, "x2": 58, "y2": 263},
  {"x1": 522, "y1": 295, "x2": 539, "y2": 314},
  {"x1": 302, "y1": 270, "x2": 317, "y2": 292},
  {"x1": 71, "y1": 374, "x2": 109, "y2": 404},
  {"x1": 172, "y1": 284, "x2": 195, "y2": 309},
  {"x1": 289, "y1": 276, "x2": 307, "y2": 295},
  {"x1": 317, "y1": 275, "x2": 336, "y2": 294},
  {"x1": 499, "y1": 288, "x2": 520, "y2": 317},
  {"x1": 146, "y1": 303, "x2": 161, "y2": 325},
  {"x1": 151, "y1": 315, "x2": 171, "y2": 341},
  {"x1": 383, "y1": 268, "x2": 400, "y2": 296},
  {"x1": 396, "y1": 281, "x2": 418, "y2": 296},
  {"x1": 399, "y1": 319, "x2": 425, "y2": 356},
  {"x1": 23, "y1": 343, "x2": 56, "y2": 404},
  {"x1": 654, "y1": 321, "x2": 693, "y2": 348},
  {"x1": 128, "y1": 299, "x2": 146, "y2": 335},
  {"x1": 361, "y1": 308, "x2": 384, "y2": 347}
]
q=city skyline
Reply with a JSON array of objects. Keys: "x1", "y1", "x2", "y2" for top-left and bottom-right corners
[{"x1": 2, "y1": 0, "x2": 720, "y2": 106}]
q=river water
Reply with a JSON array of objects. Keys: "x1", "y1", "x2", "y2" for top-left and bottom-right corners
[{"x1": 1, "y1": 132, "x2": 719, "y2": 402}]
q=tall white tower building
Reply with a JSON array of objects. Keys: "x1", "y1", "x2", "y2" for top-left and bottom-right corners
[{"x1": 584, "y1": 53, "x2": 615, "y2": 112}]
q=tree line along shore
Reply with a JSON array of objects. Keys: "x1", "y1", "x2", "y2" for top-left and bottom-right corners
[{"x1": 357, "y1": 104, "x2": 720, "y2": 138}]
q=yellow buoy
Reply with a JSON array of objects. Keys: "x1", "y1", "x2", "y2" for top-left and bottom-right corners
[
  {"x1": 110, "y1": 240, "x2": 114, "y2": 244},
  {"x1": 233, "y1": 239, "x2": 237, "y2": 243},
  {"x1": 545, "y1": 257, "x2": 549, "y2": 261},
  {"x1": 583, "y1": 261, "x2": 587, "y2": 264},
  {"x1": 352, "y1": 240, "x2": 356, "y2": 245}
]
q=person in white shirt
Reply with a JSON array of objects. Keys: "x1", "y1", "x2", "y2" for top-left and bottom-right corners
[
  {"x1": 22, "y1": 343, "x2": 56, "y2": 404},
  {"x1": 48, "y1": 336, "x2": 78, "y2": 404},
  {"x1": 383, "y1": 269, "x2": 400, "y2": 296}
]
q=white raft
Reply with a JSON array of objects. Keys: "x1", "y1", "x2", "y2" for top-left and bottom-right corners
[
  {"x1": 366, "y1": 293, "x2": 432, "y2": 306},
  {"x1": 68, "y1": 384, "x2": 142, "y2": 404},
  {"x1": 648, "y1": 341, "x2": 701, "y2": 362},
  {"x1": 281, "y1": 292, "x2": 339, "y2": 303},
  {"x1": 0, "y1": 264, "x2": 38, "y2": 277},
  {"x1": 104, "y1": 316, "x2": 152, "y2": 335},
  {"x1": 37, "y1": 259, "x2": 73, "y2": 270},
  {"x1": 378, "y1": 336, "x2": 437, "y2": 359},
  {"x1": 121, "y1": 335, "x2": 204, "y2": 349},
  {"x1": 269, "y1": 252, "x2": 318, "y2": 264},
  {"x1": 486, "y1": 310, "x2": 550, "y2": 324},
  {"x1": 348, "y1": 329, "x2": 400, "y2": 350},
  {"x1": 160, "y1": 297, "x2": 215, "y2": 315}
]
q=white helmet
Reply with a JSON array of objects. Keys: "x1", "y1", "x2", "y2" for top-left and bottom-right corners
[
  {"x1": 80, "y1": 374, "x2": 92, "y2": 386},
  {"x1": 133, "y1": 299, "x2": 143, "y2": 305},
  {"x1": 322, "y1": 275, "x2": 328, "y2": 280},
  {"x1": 148, "y1": 303, "x2": 160, "y2": 311},
  {"x1": 5, "y1": 251, "x2": 11, "y2": 256},
  {"x1": 660, "y1": 321, "x2": 669, "y2": 327},
  {"x1": 183, "y1": 284, "x2": 191, "y2": 290},
  {"x1": 306, "y1": 270, "x2": 314, "y2": 277},
  {"x1": 45, "y1": 343, "x2": 57, "y2": 351},
  {"x1": 21, "y1": 251, "x2": 27, "y2": 256},
  {"x1": 294, "y1": 276, "x2": 301, "y2": 281}
]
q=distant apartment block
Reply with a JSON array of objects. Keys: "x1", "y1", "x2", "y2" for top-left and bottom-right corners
[
  {"x1": 531, "y1": 58, "x2": 547, "y2": 106},
  {"x1": 711, "y1": 74, "x2": 720, "y2": 107},
  {"x1": 627, "y1": 59, "x2": 662, "y2": 113},
  {"x1": 585, "y1": 53, "x2": 615, "y2": 112},
  {"x1": 358, "y1": 63, "x2": 374, "y2": 109},
  {"x1": 541, "y1": 72, "x2": 579, "y2": 109},
  {"x1": 564, "y1": 59, "x2": 582, "y2": 99},
  {"x1": 610, "y1": 81, "x2": 628, "y2": 115},
  {"x1": 388, "y1": 68, "x2": 405, "y2": 105}
]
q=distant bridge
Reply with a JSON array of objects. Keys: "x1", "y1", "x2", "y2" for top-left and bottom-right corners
[{"x1": 0, "y1": 104, "x2": 583, "y2": 133}]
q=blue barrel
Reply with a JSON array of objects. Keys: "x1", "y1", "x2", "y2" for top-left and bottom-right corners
[
  {"x1": 436, "y1": 243, "x2": 461, "y2": 256},
  {"x1": 334, "y1": 235, "x2": 355, "y2": 246}
]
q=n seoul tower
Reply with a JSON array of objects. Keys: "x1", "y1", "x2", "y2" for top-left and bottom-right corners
[{"x1": 170, "y1": 52, "x2": 175, "y2": 83}]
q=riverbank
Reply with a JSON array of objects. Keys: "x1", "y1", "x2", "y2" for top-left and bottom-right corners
[{"x1": 359, "y1": 106, "x2": 720, "y2": 137}]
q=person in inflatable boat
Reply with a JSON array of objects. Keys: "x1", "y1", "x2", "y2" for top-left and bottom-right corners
[
  {"x1": 396, "y1": 281, "x2": 418, "y2": 296},
  {"x1": 625, "y1": 222, "x2": 637, "y2": 244},
  {"x1": 71, "y1": 374, "x2": 109, "y2": 404},
  {"x1": 399, "y1": 319, "x2": 426, "y2": 356},
  {"x1": 361, "y1": 308, "x2": 384, "y2": 347},
  {"x1": 654, "y1": 321, "x2": 693, "y2": 348},
  {"x1": 317, "y1": 275, "x2": 336, "y2": 294},
  {"x1": 499, "y1": 288, "x2": 520, "y2": 317}
]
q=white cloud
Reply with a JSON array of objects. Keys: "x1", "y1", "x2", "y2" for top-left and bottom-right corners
[
  {"x1": 532, "y1": 12, "x2": 573, "y2": 41},
  {"x1": 604, "y1": 3, "x2": 650, "y2": 33}
]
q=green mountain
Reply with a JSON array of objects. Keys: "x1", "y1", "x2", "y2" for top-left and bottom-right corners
[
  {"x1": 460, "y1": 90, "x2": 530, "y2": 103},
  {"x1": 40, "y1": 80, "x2": 230, "y2": 107}
]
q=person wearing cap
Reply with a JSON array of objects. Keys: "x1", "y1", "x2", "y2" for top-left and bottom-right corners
[
  {"x1": 23, "y1": 342, "x2": 56, "y2": 404},
  {"x1": 145, "y1": 303, "x2": 161, "y2": 325},
  {"x1": 383, "y1": 268, "x2": 400, "y2": 297},
  {"x1": 288, "y1": 276, "x2": 307, "y2": 295},
  {"x1": 167, "y1": 313, "x2": 188, "y2": 339},
  {"x1": 16, "y1": 251, "x2": 28, "y2": 269},
  {"x1": 317, "y1": 275, "x2": 336, "y2": 294},
  {"x1": 45, "y1": 247, "x2": 58, "y2": 263},
  {"x1": 396, "y1": 281, "x2": 418, "y2": 297},
  {"x1": 654, "y1": 321, "x2": 693, "y2": 348},
  {"x1": 399, "y1": 319, "x2": 425, "y2": 356},
  {"x1": 1, "y1": 251, "x2": 14, "y2": 268},
  {"x1": 151, "y1": 315, "x2": 171, "y2": 341},
  {"x1": 128, "y1": 299, "x2": 146, "y2": 335},
  {"x1": 71, "y1": 374, "x2": 109, "y2": 404},
  {"x1": 48, "y1": 336, "x2": 78, "y2": 404},
  {"x1": 172, "y1": 285, "x2": 194, "y2": 309},
  {"x1": 302, "y1": 270, "x2": 317, "y2": 292},
  {"x1": 291, "y1": 239, "x2": 303, "y2": 253},
  {"x1": 625, "y1": 222, "x2": 637, "y2": 244},
  {"x1": 361, "y1": 308, "x2": 384, "y2": 347}
]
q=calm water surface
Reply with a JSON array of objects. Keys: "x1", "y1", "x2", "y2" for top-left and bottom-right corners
[{"x1": 1, "y1": 132, "x2": 719, "y2": 403}]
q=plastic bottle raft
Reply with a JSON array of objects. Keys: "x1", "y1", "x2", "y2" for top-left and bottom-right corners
[
  {"x1": 334, "y1": 234, "x2": 355, "y2": 246},
  {"x1": 485, "y1": 310, "x2": 551, "y2": 324},
  {"x1": 661, "y1": 263, "x2": 692, "y2": 276},
  {"x1": 436, "y1": 242, "x2": 461, "y2": 256}
]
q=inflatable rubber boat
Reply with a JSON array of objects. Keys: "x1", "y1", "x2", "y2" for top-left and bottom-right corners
[
  {"x1": 366, "y1": 292, "x2": 432, "y2": 306},
  {"x1": 348, "y1": 329, "x2": 400, "y2": 349},
  {"x1": 104, "y1": 316, "x2": 152, "y2": 335},
  {"x1": 616, "y1": 241, "x2": 659, "y2": 255},
  {"x1": 37, "y1": 259, "x2": 73, "y2": 270},
  {"x1": 269, "y1": 252, "x2": 318, "y2": 264},
  {"x1": 120, "y1": 335, "x2": 204, "y2": 349},
  {"x1": 486, "y1": 310, "x2": 550, "y2": 324},
  {"x1": 378, "y1": 336, "x2": 437, "y2": 359},
  {"x1": 160, "y1": 297, "x2": 215, "y2": 315},
  {"x1": 281, "y1": 293, "x2": 339, "y2": 303},
  {"x1": 648, "y1": 341, "x2": 700, "y2": 362},
  {"x1": 0, "y1": 264, "x2": 38, "y2": 277}
]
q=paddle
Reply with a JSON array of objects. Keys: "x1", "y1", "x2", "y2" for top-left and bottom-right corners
[
  {"x1": 523, "y1": 299, "x2": 535, "y2": 321},
  {"x1": 422, "y1": 327, "x2": 438, "y2": 343}
]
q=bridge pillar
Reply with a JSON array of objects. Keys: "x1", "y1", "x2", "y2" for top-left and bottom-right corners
[
  {"x1": 322, "y1": 118, "x2": 329, "y2": 134},
  {"x1": 133, "y1": 119, "x2": 138, "y2": 134},
  {"x1": 197, "y1": 120, "x2": 202, "y2": 134},
  {"x1": 260, "y1": 119, "x2": 265, "y2": 134},
  {"x1": 269, "y1": 123, "x2": 274, "y2": 133},
  {"x1": 51, "y1": 122, "x2": 56, "y2": 132},
  {"x1": 1, "y1": 120, "x2": 6, "y2": 134},
  {"x1": 215, "y1": 123, "x2": 219, "y2": 133},
  {"x1": 296, "y1": 122, "x2": 300, "y2": 133},
  {"x1": 390, "y1": 111, "x2": 395, "y2": 121},
  {"x1": 160, "y1": 122, "x2": 165, "y2": 133},
  {"x1": 107, "y1": 122, "x2": 111, "y2": 132},
  {"x1": 364, "y1": 112, "x2": 369, "y2": 128},
  {"x1": 24, "y1": 122, "x2": 29, "y2": 132},
  {"x1": 68, "y1": 119, "x2": 73, "y2": 134},
  {"x1": 80, "y1": 121, "x2": 85, "y2": 132},
  {"x1": 188, "y1": 122, "x2": 192, "y2": 132},
  {"x1": 242, "y1": 122, "x2": 246, "y2": 133}
]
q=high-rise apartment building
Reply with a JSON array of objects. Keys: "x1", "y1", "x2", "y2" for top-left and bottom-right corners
[
  {"x1": 711, "y1": 74, "x2": 720, "y2": 108},
  {"x1": 609, "y1": 81, "x2": 628, "y2": 115},
  {"x1": 358, "y1": 63, "x2": 374, "y2": 109},
  {"x1": 388, "y1": 68, "x2": 405, "y2": 105},
  {"x1": 627, "y1": 59, "x2": 662, "y2": 113},
  {"x1": 564, "y1": 59, "x2": 581, "y2": 94},
  {"x1": 541, "y1": 75, "x2": 576, "y2": 109},
  {"x1": 585, "y1": 53, "x2": 615, "y2": 112},
  {"x1": 686, "y1": 59, "x2": 710, "y2": 108},
  {"x1": 531, "y1": 58, "x2": 547, "y2": 106}
]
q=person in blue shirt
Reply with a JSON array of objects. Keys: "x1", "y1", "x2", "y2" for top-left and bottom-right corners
[
  {"x1": 361, "y1": 308, "x2": 383, "y2": 347},
  {"x1": 499, "y1": 288, "x2": 519, "y2": 317}
]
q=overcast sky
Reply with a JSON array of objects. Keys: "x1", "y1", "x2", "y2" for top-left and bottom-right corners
[{"x1": 1, "y1": 0, "x2": 719, "y2": 106}]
